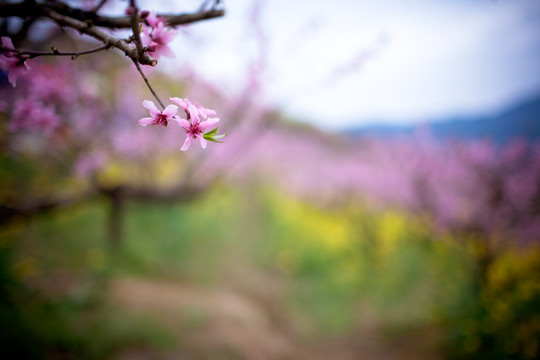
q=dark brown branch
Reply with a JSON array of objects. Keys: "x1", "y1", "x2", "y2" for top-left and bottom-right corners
[
  {"x1": 0, "y1": 1, "x2": 224, "y2": 66},
  {"x1": 0, "y1": 44, "x2": 110, "y2": 59},
  {"x1": 44, "y1": 8, "x2": 157, "y2": 66},
  {"x1": 0, "y1": 1, "x2": 225, "y2": 29},
  {"x1": 157, "y1": 10, "x2": 225, "y2": 28},
  {"x1": 123, "y1": 184, "x2": 206, "y2": 203},
  {"x1": 0, "y1": 191, "x2": 96, "y2": 226},
  {"x1": 128, "y1": 0, "x2": 145, "y2": 59},
  {"x1": 0, "y1": 182, "x2": 207, "y2": 226}
]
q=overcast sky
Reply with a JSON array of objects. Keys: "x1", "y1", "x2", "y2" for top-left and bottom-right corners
[{"x1": 159, "y1": 0, "x2": 540, "y2": 129}]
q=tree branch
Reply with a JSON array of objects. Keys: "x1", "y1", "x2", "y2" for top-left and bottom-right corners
[
  {"x1": 133, "y1": 60, "x2": 165, "y2": 109},
  {"x1": 128, "y1": 0, "x2": 145, "y2": 60},
  {"x1": 44, "y1": 8, "x2": 157, "y2": 66},
  {"x1": 1, "y1": 44, "x2": 110, "y2": 59},
  {"x1": 0, "y1": 1, "x2": 225, "y2": 29},
  {"x1": 0, "y1": 182, "x2": 207, "y2": 226}
]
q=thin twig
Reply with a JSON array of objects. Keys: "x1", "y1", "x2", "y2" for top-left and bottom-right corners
[
  {"x1": 0, "y1": 44, "x2": 110, "y2": 59},
  {"x1": 198, "y1": 0, "x2": 214, "y2": 12},
  {"x1": 133, "y1": 60, "x2": 165, "y2": 110},
  {"x1": 93, "y1": 0, "x2": 109, "y2": 13}
]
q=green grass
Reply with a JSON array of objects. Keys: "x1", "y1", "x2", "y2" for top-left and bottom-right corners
[{"x1": 1, "y1": 185, "x2": 538, "y2": 359}]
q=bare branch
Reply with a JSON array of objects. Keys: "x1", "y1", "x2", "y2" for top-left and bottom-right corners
[
  {"x1": 0, "y1": 1, "x2": 225, "y2": 29},
  {"x1": 128, "y1": 0, "x2": 145, "y2": 60},
  {"x1": 158, "y1": 10, "x2": 225, "y2": 28},
  {"x1": 44, "y1": 8, "x2": 157, "y2": 66},
  {"x1": 0, "y1": 182, "x2": 206, "y2": 226},
  {"x1": 1, "y1": 44, "x2": 110, "y2": 59},
  {"x1": 133, "y1": 60, "x2": 165, "y2": 109}
]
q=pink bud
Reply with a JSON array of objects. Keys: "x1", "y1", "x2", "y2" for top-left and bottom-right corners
[{"x1": 125, "y1": 6, "x2": 136, "y2": 16}]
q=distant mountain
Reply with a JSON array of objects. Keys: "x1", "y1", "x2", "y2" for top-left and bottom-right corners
[{"x1": 346, "y1": 95, "x2": 540, "y2": 143}]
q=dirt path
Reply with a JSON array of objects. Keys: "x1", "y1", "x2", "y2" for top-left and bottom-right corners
[{"x1": 108, "y1": 277, "x2": 445, "y2": 360}]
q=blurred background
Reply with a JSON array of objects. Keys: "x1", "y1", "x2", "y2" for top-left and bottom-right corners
[{"x1": 1, "y1": 0, "x2": 539, "y2": 359}]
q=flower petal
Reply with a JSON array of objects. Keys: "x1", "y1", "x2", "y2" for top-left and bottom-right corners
[
  {"x1": 196, "y1": 134, "x2": 207, "y2": 149},
  {"x1": 141, "y1": 32, "x2": 152, "y2": 47},
  {"x1": 170, "y1": 97, "x2": 189, "y2": 111},
  {"x1": 162, "y1": 104, "x2": 178, "y2": 118},
  {"x1": 146, "y1": 12, "x2": 161, "y2": 28},
  {"x1": 180, "y1": 135, "x2": 192, "y2": 151},
  {"x1": 199, "y1": 117, "x2": 220, "y2": 131},
  {"x1": 7, "y1": 66, "x2": 21, "y2": 87},
  {"x1": 188, "y1": 104, "x2": 200, "y2": 123},
  {"x1": 1, "y1": 37, "x2": 14, "y2": 49},
  {"x1": 142, "y1": 100, "x2": 160, "y2": 117},
  {"x1": 161, "y1": 29, "x2": 177, "y2": 43},
  {"x1": 159, "y1": 45, "x2": 176, "y2": 59},
  {"x1": 198, "y1": 106, "x2": 216, "y2": 117},
  {"x1": 138, "y1": 117, "x2": 155, "y2": 126},
  {"x1": 171, "y1": 116, "x2": 190, "y2": 130}
]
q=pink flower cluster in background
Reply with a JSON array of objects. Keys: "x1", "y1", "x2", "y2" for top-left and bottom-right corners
[
  {"x1": 0, "y1": 62, "x2": 95, "y2": 136},
  {"x1": 2, "y1": 42, "x2": 537, "y2": 247},
  {"x1": 220, "y1": 127, "x2": 540, "y2": 245},
  {"x1": 9, "y1": 99, "x2": 61, "y2": 135}
]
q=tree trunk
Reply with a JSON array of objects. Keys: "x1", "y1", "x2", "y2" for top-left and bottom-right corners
[{"x1": 105, "y1": 186, "x2": 124, "y2": 251}]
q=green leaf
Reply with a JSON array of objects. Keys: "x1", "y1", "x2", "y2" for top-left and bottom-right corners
[
  {"x1": 203, "y1": 132, "x2": 227, "y2": 143},
  {"x1": 204, "y1": 128, "x2": 218, "y2": 136},
  {"x1": 203, "y1": 129, "x2": 227, "y2": 143}
]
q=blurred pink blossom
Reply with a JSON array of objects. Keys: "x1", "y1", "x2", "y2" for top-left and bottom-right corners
[
  {"x1": 0, "y1": 37, "x2": 31, "y2": 87},
  {"x1": 141, "y1": 19, "x2": 177, "y2": 59},
  {"x1": 145, "y1": 11, "x2": 161, "y2": 28},
  {"x1": 74, "y1": 150, "x2": 108, "y2": 178},
  {"x1": 9, "y1": 98, "x2": 60, "y2": 134}
]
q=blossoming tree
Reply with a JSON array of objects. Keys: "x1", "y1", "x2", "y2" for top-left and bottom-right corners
[
  {"x1": 0, "y1": 0, "x2": 226, "y2": 146},
  {"x1": 0, "y1": 0, "x2": 256, "y2": 247}
]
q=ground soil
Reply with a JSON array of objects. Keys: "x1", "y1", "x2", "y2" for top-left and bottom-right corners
[{"x1": 109, "y1": 275, "x2": 445, "y2": 360}]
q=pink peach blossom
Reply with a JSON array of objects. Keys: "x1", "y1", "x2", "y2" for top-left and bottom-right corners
[
  {"x1": 141, "y1": 18, "x2": 177, "y2": 59},
  {"x1": 170, "y1": 97, "x2": 216, "y2": 120},
  {"x1": 170, "y1": 97, "x2": 219, "y2": 151},
  {"x1": 138, "y1": 100, "x2": 177, "y2": 127}
]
